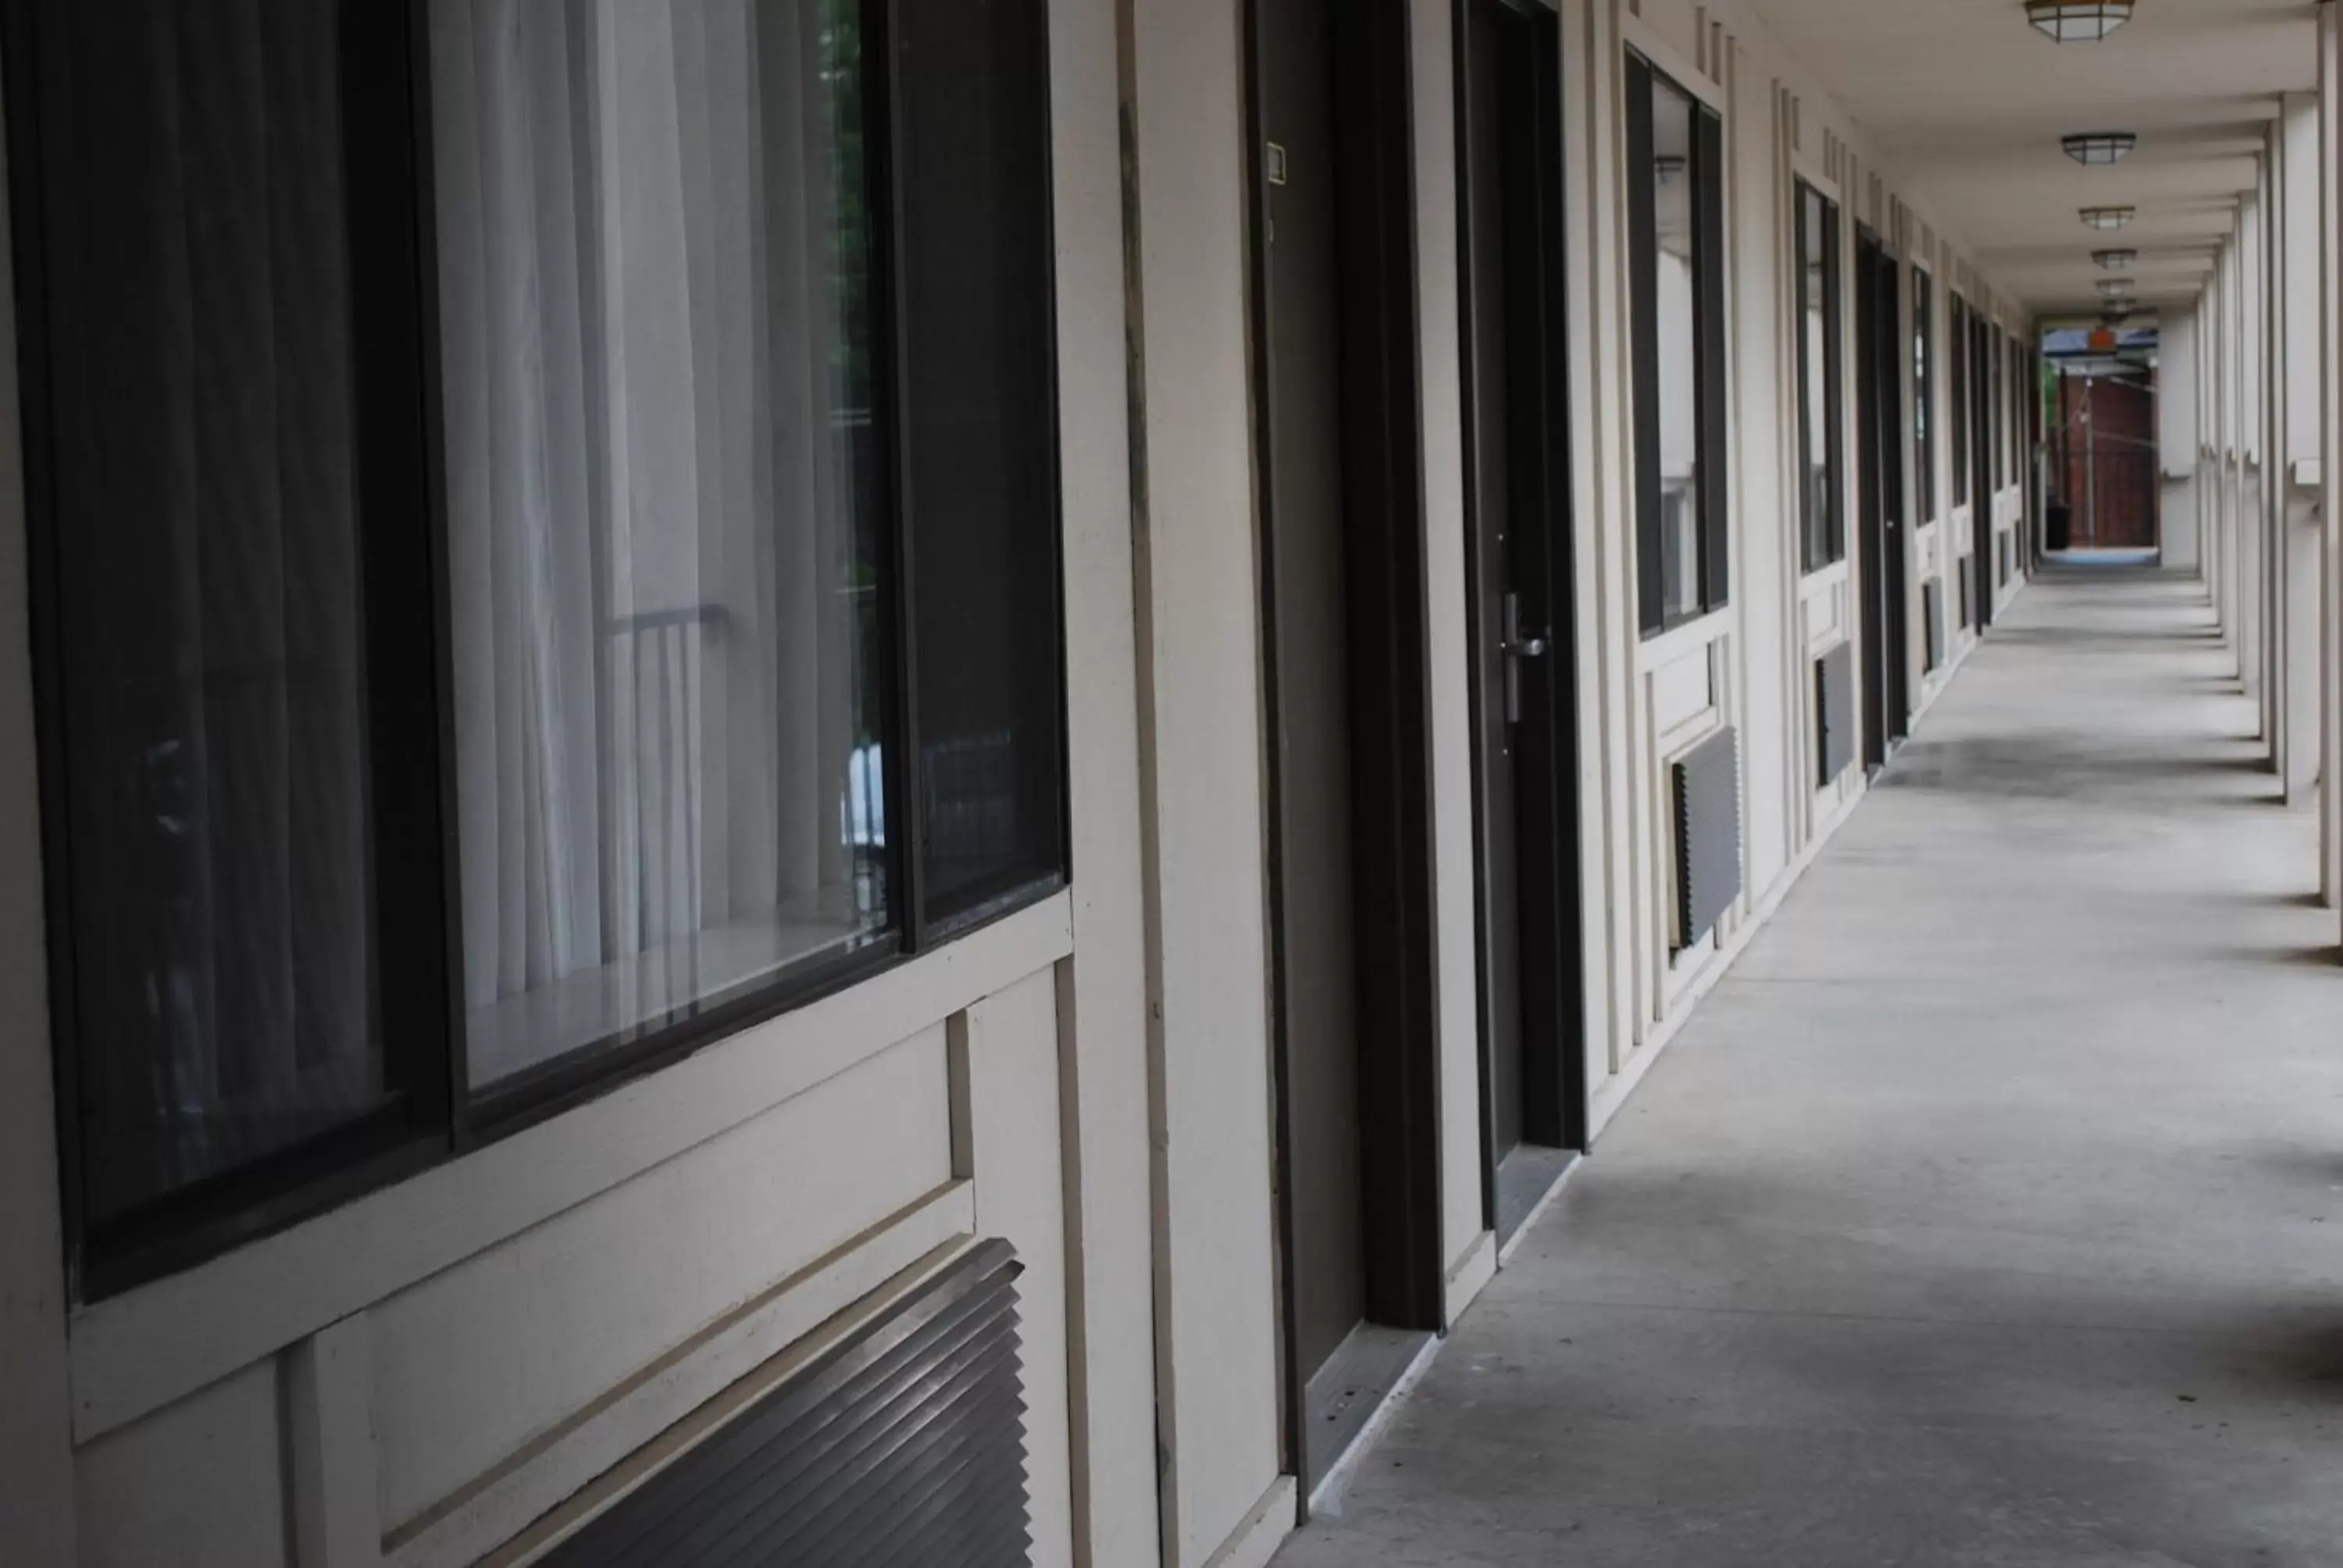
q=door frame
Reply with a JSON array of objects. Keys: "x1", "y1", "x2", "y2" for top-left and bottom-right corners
[
  {"x1": 1244, "y1": 0, "x2": 1449, "y2": 1495},
  {"x1": 1453, "y1": 0, "x2": 1588, "y2": 1238}
]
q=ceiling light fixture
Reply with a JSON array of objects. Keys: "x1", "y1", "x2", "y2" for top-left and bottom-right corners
[
  {"x1": 2092, "y1": 248, "x2": 2138, "y2": 269},
  {"x1": 2096, "y1": 277, "x2": 2135, "y2": 297},
  {"x1": 2062, "y1": 131, "x2": 2137, "y2": 166},
  {"x1": 2080, "y1": 205, "x2": 2137, "y2": 230},
  {"x1": 2063, "y1": 130, "x2": 2138, "y2": 166},
  {"x1": 2026, "y1": 0, "x2": 2134, "y2": 42}
]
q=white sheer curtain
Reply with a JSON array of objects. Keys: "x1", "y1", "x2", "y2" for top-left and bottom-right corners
[{"x1": 430, "y1": 0, "x2": 877, "y2": 1084}]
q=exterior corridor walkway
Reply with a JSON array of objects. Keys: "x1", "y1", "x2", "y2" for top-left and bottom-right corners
[{"x1": 1278, "y1": 566, "x2": 2343, "y2": 1566}]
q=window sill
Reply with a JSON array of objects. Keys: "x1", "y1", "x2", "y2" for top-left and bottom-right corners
[
  {"x1": 1797, "y1": 558, "x2": 1851, "y2": 593},
  {"x1": 1636, "y1": 605, "x2": 1733, "y2": 672}
]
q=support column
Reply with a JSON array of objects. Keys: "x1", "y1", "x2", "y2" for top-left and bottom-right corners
[
  {"x1": 2325, "y1": 1, "x2": 2343, "y2": 909},
  {"x1": 1048, "y1": 0, "x2": 1168, "y2": 1557},
  {"x1": 2161, "y1": 315, "x2": 2202, "y2": 578},
  {"x1": 2283, "y1": 94, "x2": 2322, "y2": 805},
  {"x1": 2220, "y1": 244, "x2": 2243, "y2": 677},
  {"x1": 2243, "y1": 218, "x2": 2255, "y2": 697},
  {"x1": 2257, "y1": 155, "x2": 2277, "y2": 764}
]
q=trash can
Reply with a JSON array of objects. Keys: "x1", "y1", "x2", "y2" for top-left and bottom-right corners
[{"x1": 2046, "y1": 497, "x2": 2072, "y2": 552}]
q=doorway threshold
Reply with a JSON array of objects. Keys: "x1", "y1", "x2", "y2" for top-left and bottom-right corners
[
  {"x1": 1495, "y1": 1143, "x2": 1579, "y2": 1254},
  {"x1": 1303, "y1": 1321, "x2": 1435, "y2": 1505}
]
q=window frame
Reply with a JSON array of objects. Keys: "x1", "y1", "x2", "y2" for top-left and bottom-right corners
[
  {"x1": 6, "y1": 0, "x2": 1070, "y2": 1299},
  {"x1": 1794, "y1": 178, "x2": 1845, "y2": 575},
  {"x1": 1625, "y1": 48, "x2": 1729, "y2": 638}
]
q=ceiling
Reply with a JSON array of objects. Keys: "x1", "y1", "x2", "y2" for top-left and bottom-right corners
[{"x1": 1745, "y1": 0, "x2": 2322, "y2": 315}]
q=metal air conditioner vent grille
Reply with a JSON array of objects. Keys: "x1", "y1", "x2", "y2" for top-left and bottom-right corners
[
  {"x1": 543, "y1": 1240, "x2": 1029, "y2": 1568},
  {"x1": 1817, "y1": 643, "x2": 1856, "y2": 786},
  {"x1": 1672, "y1": 726, "x2": 1742, "y2": 950}
]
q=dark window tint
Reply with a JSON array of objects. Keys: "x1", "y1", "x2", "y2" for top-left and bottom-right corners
[
  {"x1": 1913, "y1": 276, "x2": 1935, "y2": 521},
  {"x1": 2010, "y1": 333, "x2": 2028, "y2": 496},
  {"x1": 897, "y1": 0, "x2": 1066, "y2": 929},
  {"x1": 1628, "y1": 52, "x2": 1728, "y2": 636},
  {"x1": 13, "y1": 0, "x2": 1067, "y2": 1295},
  {"x1": 1988, "y1": 327, "x2": 2003, "y2": 488},
  {"x1": 2010, "y1": 332, "x2": 2026, "y2": 490},
  {"x1": 1796, "y1": 181, "x2": 1843, "y2": 572},
  {"x1": 1950, "y1": 294, "x2": 1970, "y2": 506},
  {"x1": 12, "y1": 0, "x2": 443, "y2": 1238}
]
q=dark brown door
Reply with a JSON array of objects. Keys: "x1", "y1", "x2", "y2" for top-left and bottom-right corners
[
  {"x1": 1465, "y1": 0, "x2": 1527, "y2": 1179},
  {"x1": 1972, "y1": 312, "x2": 1995, "y2": 627},
  {"x1": 1854, "y1": 230, "x2": 1909, "y2": 764},
  {"x1": 1261, "y1": 0, "x2": 1364, "y2": 1406},
  {"x1": 1459, "y1": 0, "x2": 1584, "y2": 1243},
  {"x1": 1256, "y1": 0, "x2": 1446, "y2": 1503},
  {"x1": 2055, "y1": 369, "x2": 2159, "y2": 548}
]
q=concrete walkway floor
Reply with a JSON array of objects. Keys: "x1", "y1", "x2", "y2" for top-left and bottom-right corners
[{"x1": 1276, "y1": 566, "x2": 2343, "y2": 1567}]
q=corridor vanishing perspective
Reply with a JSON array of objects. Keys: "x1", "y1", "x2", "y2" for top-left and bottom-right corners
[
  {"x1": 7, "y1": 1, "x2": 2343, "y2": 1564},
  {"x1": 1280, "y1": 565, "x2": 2343, "y2": 1566}
]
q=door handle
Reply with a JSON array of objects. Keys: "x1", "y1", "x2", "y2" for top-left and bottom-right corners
[{"x1": 1501, "y1": 591, "x2": 1550, "y2": 725}]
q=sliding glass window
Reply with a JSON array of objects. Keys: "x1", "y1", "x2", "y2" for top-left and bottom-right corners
[
  {"x1": 1988, "y1": 329, "x2": 2005, "y2": 490},
  {"x1": 9, "y1": 0, "x2": 1066, "y2": 1294},
  {"x1": 431, "y1": 0, "x2": 899, "y2": 1090},
  {"x1": 1796, "y1": 181, "x2": 1844, "y2": 572},
  {"x1": 1626, "y1": 51, "x2": 1728, "y2": 635},
  {"x1": 2009, "y1": 332, "x2": 2027, "y2": 494},
  {"x1": 1913, "y1": 273, "x2": 1935, "y2": 522},
  {"x1": 1950, "y1": 295, "x2": 1971, "y2": 508}
]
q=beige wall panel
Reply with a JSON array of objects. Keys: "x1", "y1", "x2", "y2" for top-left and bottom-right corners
[
  {"x1": 965, "y1": 971, "x2": 1076, "y2": 1568},
  {"x1": 79, "y1": 1361, "x2": 287, "y2": 1568},
  {"x1": 1043, "y1": 0, "x2": 1161, "y2": 1551},
  {"x1": 1123, "y1": 0, "x2": 1286, "y2": 1559},
  {"x1": 1408, "y1": 0, "x2": 1495, "y2": 1287},
  {"x1": 371, "y1": 1028, "x2": 954, "y2": 1530},
  {"x1": 1735, "y1": 51, "x2": 1792, "y2": 897}
]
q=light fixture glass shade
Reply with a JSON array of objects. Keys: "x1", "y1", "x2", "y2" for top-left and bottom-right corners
[
  {"x1": 2027, "y1": 1, "x2": 2134, "y2": 41},
  {"x1": 2092, "y1": 248, "x2": 2138, "y2": 269},
  {"x1": 2080, "y1": 205, "x2": 2137, "y2": 230},
  {"x1": 2063, "y1": 130, "x2": 2138, "y2": 166},
  {"x1": 2096, "y1": 277, "x2": 2134, "y2": 297}
]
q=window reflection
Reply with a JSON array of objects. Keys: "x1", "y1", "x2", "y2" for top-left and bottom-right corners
[
  {"x1": 430, "y1": 0, "x2": 892, "y2": 1088},
  {"x1": 1913, "y1": 280, "x2": 1935, "y2": 522},
  {"x1": 30, "y1": 0, "x2": 401, "y2": 1224},
  {"x1": 1798, "y1": 184, "x2": 1840, "y2": 571},
  {"x1": 1951, "y1": 296, "x2": 1971, "y2": 506},
  {"x1": 1649, "y1": 73, "x2": 1700, "y2": 623}
]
